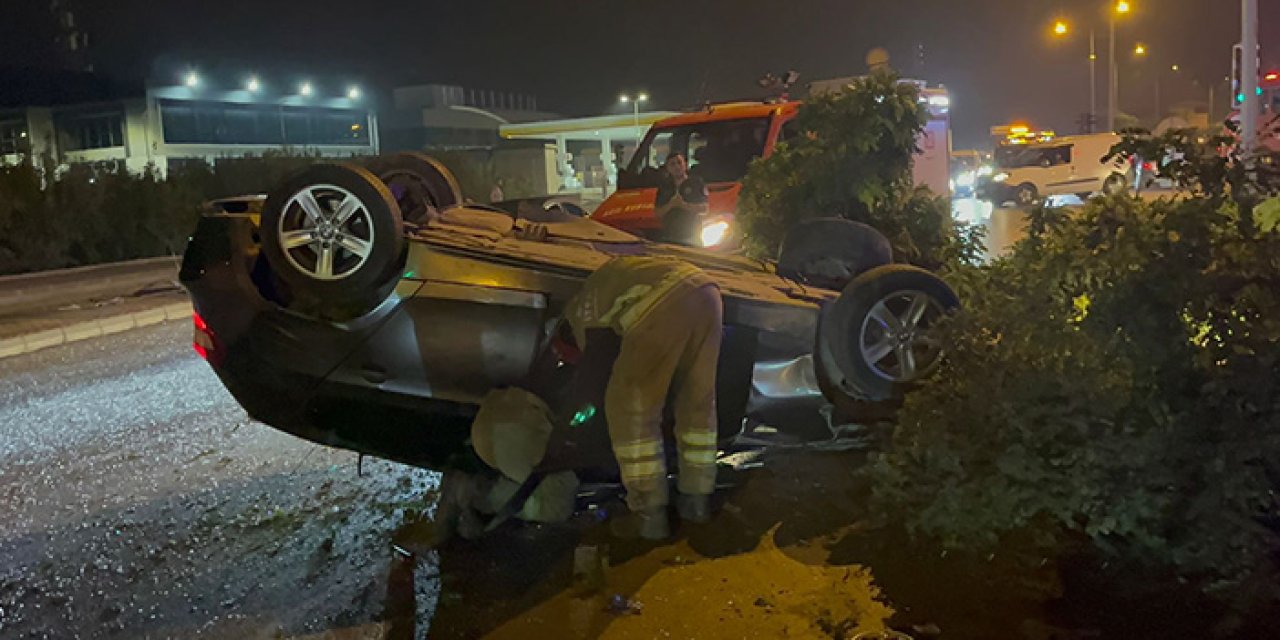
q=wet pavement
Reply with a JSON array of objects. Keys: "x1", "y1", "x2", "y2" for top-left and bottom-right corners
[
  {"x1": 0, "y1": 322, "x2": 929, "y2": 639},
  {"x1": 0, "y1": 322, "x2": 439, "y2": 638}
]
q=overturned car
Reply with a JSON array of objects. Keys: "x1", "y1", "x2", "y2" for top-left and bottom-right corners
[{"x1": 180, "y1": 153, "x2": 958, "y2": 471}]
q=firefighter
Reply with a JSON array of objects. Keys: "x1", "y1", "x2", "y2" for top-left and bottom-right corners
[{"x1": 563, "y1": 255, "x2": 722, "y2": 539}]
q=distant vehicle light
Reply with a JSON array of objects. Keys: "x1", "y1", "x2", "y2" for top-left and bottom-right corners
[
  {"x1": 347, "y1": 86, "x2": 362, "y2": 100},
  {"x1": 700, "y1": 220, "x2": 731, "y2": 247},
  {"x1": 299, "y1": 82, "x2": 314, "y2": 97},
  {"x1": 184, "y1": 72, "x2": 200, "y2": 88},
  {"x1": 993, "y1": 172, "x2": 1010, "y2": 183},
  {"x1": 1266, "y1": 72, "x2": 1279, "y2": 81},
  {"x1": 246, "y1": 77, "x2": 261, "y2": 92}
]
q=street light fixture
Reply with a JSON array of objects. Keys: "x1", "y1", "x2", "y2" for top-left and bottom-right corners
[
  {"x1": 1116, "y1": 1, "x2": 1130, "y2": 13},
  {"x1": 619, "y1": 92, "x2": 649, "y2": 146},
  {"x1": 1133, "y1": 43, "x2": 1147, "y2": 56},
  {"x1": 299, "y1": 82, "x2": 313, "y2": 97},
  {"x1": 184, "y1": 71, "x2": 200, "y2": 88},
  {"x1": 347, "y1": 86, "x2": 362, "y2": 100},
  {"x1": 1053, "y1": 21, "x2": 1069, "y2": 36},
  {"x1": 246, "y1": 76, "x2": 261, "y2": 93}
]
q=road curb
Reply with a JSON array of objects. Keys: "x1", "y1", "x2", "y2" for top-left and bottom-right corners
[{"x1": 0, "y1": 300, "x2": 192, "y2": 361}]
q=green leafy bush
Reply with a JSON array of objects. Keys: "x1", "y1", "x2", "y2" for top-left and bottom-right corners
[
  {"x1": 737, "y1": 72, "x2": 968, "y2": 267},
  {"x1": 864, "y1": 191, "x2": 1280, "y2": 620}
]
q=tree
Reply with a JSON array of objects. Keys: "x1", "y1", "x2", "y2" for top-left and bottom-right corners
[{"x1": 737, "y1": 72, "x2": 958, "y2": 267}]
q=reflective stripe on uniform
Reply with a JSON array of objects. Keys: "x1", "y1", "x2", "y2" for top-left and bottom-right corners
[
  {"x1": 680, "y1": 448, "x2": 718, "y2": 465},
  {"x1": 614, "y1": 439, "x2": 663, "y2": 461},
  {"x1": 620, "y1": 459, "x2": 666, "y2": 481},
  {"x1": 679, "y1": 431, "x2": 718, "y2": 447}
]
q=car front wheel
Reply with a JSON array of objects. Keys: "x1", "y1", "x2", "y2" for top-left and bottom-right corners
[{"x1": 814, "y1": 264, "x2": 960, "y2": 402}]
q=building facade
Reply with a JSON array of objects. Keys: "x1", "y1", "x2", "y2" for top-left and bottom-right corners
[{"x1": 1, "y1": 80, "x2": 378, "y2": 175}]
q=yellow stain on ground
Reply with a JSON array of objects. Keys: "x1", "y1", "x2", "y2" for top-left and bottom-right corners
[{"x1": 484, "y1": 525, "x2": 894, "y2": 639}]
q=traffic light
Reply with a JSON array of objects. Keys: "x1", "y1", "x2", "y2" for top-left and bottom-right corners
[{"x1": 1232, "y1": 42, "x2": 1262, "y2": 106}]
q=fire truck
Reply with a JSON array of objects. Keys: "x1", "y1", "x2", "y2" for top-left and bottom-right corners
[{"x1": 591, "y1": 79, "x2": 952, "y2": 248}]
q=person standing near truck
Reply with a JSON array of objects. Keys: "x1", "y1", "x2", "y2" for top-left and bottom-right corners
[{"x1": 653, "y1": 154, "x2": 708, "y2": 243}]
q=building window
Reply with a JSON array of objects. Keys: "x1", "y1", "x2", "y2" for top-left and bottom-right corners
[
  {"x1": 159, "y1": 100, "x2": 370, "y2": 147},
  {"x1": 0, "y1": 120, "x2": 29, "y2": 155},
  {"x1": 58, "y1": 112, "x2": 124, "y2": 150}
]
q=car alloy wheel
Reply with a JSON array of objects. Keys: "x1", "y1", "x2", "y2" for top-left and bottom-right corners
[
  {"x1": 1015, "y1": 184, "x2": 1037, "y2": 206},
  {"x1": 277, "y1": 184, "x2": 375, "y2": 281},
  {"x1": 858, "y1": 289, "x2": 945, "y2": 382}
]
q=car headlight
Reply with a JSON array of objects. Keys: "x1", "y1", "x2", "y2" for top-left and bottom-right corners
[
  {"x1": 955, "y1": 171, "x2": 975, "y2": 187},
  {"x1": 700, "y1": 219, "x2": 732, "y2": 247},
  {"x1": 992, "y1": 172, "x2": 1010, "y2": 183}
]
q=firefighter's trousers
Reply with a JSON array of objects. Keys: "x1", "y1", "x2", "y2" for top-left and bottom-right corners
[{"x1": 604, "y1": 281, "x2": 722, "y2": 511}]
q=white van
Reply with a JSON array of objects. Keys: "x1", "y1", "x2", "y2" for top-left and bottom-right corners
[{"x1": 981, "y1": 133, "x2": 1132, "y2": 206}]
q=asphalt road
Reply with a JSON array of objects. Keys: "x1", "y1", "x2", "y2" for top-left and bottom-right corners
[{"x1": 0, "y1": 321, "x2": 440, "y2": 639}]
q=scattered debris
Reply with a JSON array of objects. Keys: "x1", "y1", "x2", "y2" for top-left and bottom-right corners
[{"x1": 606, "y1": 593, "x2": 643, "y2": 615}]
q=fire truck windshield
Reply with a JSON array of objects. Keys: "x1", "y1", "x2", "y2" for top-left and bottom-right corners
[{"x1": 622, "y1": 117, "x2": 770, "y2": 187}]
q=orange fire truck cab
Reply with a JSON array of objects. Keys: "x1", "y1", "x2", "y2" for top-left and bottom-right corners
[
  {"x1": 594, "y1": 82, "x2": 951, "y2": 249},
  {"x1": 593, "y1": 101, "x2": 800, "y2": 249}
]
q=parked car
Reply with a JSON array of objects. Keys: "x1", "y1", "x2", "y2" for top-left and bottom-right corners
[{"x1": 180, "y1": 153, "x2": 959, "y2": 472}]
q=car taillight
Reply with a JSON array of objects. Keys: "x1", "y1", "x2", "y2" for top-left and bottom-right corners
[{"x1": 192, "y1": 312, "x2": 221, "y2": 365}]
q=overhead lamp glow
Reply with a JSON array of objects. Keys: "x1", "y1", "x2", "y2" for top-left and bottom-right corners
[
  {"x1": 928, "y1": 95, "x2": 951, "y2": 107},
  {"x1": 1133, "y1": 44, "x2": 1147, "y2": 56},
  {"x1": 246, "y1": 76, "x2": 261, "y2": 92},
  {"x1": 636, "y1": 93, "x2": 648, "y2": 102},
  {"x1": 347, "y1": 86, "x2": 362, "y2": 100},
  {"x1": 619, "y1": 94, "x2": 630, "y2": 103},
  {"x1": 1053, "y1": 21, "x2": 1068, "y2": 36},
  {"x1": 184, "y1": 71, "x2": 200, "y2": 88},
  {"x1": 299, "y1": 82, "x2": 313, "y2": 97},
  {"x1": 1115, "y1": 1, "x2": 1131, "y2": 14}
]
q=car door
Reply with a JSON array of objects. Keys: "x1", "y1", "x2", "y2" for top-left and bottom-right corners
[{"x1": 1038, "y1": 144, "x2": 1077, "y2": 196}]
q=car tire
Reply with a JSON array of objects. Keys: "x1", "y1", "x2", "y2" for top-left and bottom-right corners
[
  {"x1": 367, "y1": 152, "x2": 464, "y2": 224},
  {"x1": 815, "y1": 264, "x2": 959, "y2": 402},
  {"x1": 1102, "y1": 172, "x2": 1129, "y2": 196},
  {"x1": 777, "y1": 218, "x2": 893, "y2": 290},
  {"x1": 260, "y1": 163, "x2": 405, "y2": 320},
  {"x1": 1014, "y1": 183, "x2": 1038, "y2": 207}
]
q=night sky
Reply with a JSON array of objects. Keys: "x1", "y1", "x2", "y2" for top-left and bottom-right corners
[{"x1": 3, "y1": 0, "x2": 1276, "y2": 148}]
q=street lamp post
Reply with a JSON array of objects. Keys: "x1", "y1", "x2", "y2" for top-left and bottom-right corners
[
  {"x1": 619, "y1": 92, "x2": 649, "y2": 147},
  {"x1": 1090, "y1": 28, "x2": 1098, "y2": 131},
  {"x1": 1052, "y1": 21, "x2": 1101, "y2": 132},
  {"x1": 1108, "y1": 2, "x2": 1132, "y2": 131}
]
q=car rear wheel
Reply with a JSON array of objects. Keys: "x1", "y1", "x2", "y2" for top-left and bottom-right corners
[
  {"x1": 1102, "y1": 172, "x2": 1129, "y2": 196},
  {"x1": 777, "y1": 218, "x2": 893, "y2": 291},
  {"x1": 367, "y1": 152, "x2": 464, "y2": 224},
  {"x1": 1014, "y1": 183, "x2": 1038, "y2": 207},
  {"x1": 815, "y1": 264, "x2": 959, "y2": 402},
  {"x1": 260, "y1": 163, "x2": 405, "y2": 320}
]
